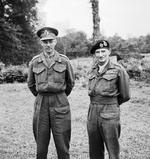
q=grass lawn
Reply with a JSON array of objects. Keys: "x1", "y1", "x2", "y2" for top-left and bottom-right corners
[{"x1": 0, "y1": 79, "x2": 150, "y2": 159}]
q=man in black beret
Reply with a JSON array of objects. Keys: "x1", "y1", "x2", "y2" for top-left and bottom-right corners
[
  {"x1": 87, "y1": 40, "x2": 130, "y2": 159},
  {"x1": 27, "y1": 27, "x2": 75, "y2": 159}
]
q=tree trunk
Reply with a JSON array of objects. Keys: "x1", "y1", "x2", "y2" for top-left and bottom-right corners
[
  {"x1": 0, "y1": 0, "x2": 4, "y2": 18},
  {"x1": 90, "y1": 0, "x2": 100, "y2": 43}
]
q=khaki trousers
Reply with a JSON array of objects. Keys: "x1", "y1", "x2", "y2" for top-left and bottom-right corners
[
  {"x1": 87, "y1": 103, "x2": 121, "y2": 159},
  {"x1": 33, "y1": 92, "x2": 71, "y2": 159}
]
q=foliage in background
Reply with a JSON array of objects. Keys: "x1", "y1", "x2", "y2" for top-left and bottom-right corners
[
  {"x1": 58, "y1": 30, "x2": 92, "y2": 58},
  {"x1": 0, "y1": 65, "x2": 28, "y2": 83},
  {"x1": 1, "y1": 0, "x2": 150, "y2": 73},
  {"x1": 1, "y1": 0, "x2": 150, "y2": 66},
  {"x1": 55, "y1": 32, "x2": 150, "y2": 60},
  {"x1": 118, "y1": 57, "x2": 150, "y2": 83},
  {"x1": 0, "y1": 0, "x2": 40, "y2": 65},
  {"x1": 1, "y1": 56, "x2": 150, "y2": 84}
]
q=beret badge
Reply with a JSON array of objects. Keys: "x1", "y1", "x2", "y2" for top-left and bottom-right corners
[{"x1": 100, "y1": 43, "x2": 104, "y2": 48}]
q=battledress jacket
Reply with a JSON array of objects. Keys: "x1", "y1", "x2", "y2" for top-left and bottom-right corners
[
  {"x1": 27, "y1": 51, "x2": 75, "y2": 96},
  {"x1": 88, "y1": 60, "x2": 130, "y2": 105}
]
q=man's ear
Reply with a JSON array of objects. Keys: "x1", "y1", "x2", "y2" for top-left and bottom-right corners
[
  {"x1": 108, "y1": 48, "x2": 111, "y2": 55},
  {"x1": 40, "y1": 40, "x2": 44, "y2": 46},
  {"x1": 93, "y1": 52, "x2": 96, "y2": 58},
  {"x1": 54, "y1": 39, "x2": 57, "y2": 45}
]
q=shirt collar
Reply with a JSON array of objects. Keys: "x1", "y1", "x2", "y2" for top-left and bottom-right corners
[
  {"x1": 37, "y1": 51, "x2": 62, "y2": 64},
  {"x1": 44, "y1": 51, "x2": 55, "y2": 58},
  {"x1": 92, "y1": 59, "x2": 115, "y2": 70},
  {"x1": 98, "y1": 59, "x2": 109, "y2": 69}
]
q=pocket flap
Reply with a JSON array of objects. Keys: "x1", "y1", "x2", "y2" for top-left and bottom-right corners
[
  {"x1": 53, "y1": 64, "x2": 66, "y2": 72},
  {"x1": 100, "y1": 112, "x2": 119, "y2": 119},
  {"x1": 54, "y1": 106, "x2": 70, "y2": 114},
  {"x1": 33, "y1": 67, "x2": 45, "y2": 74},
  {"x1": 102, "y1": 74, "x2": 117, "y2": 80},
  {"x1": 88, "y1": 74, "x2": 96, "y2": 80}
]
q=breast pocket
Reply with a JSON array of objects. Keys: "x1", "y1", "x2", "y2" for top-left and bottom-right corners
[
  {"x1": 33, "y1": 67, "x2": 47, "y2": 83},
  {"x1": 100, "y1": 74, "x2": 118, "y2": 93},
  {"x1": 53, "y1": 64, "x2": 66, "y2": 83}
]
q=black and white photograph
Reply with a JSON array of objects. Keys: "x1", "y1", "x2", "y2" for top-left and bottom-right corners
[{"x1": 0, "y1": 0, "x2": 150, "y2": 159}]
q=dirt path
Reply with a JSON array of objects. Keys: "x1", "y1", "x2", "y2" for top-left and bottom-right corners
[{"x1": 0, "y1": 80, "x2": 150, "y2": 159}]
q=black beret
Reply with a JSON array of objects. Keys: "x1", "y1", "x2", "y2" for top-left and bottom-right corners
[
  {"x1": 37, "y1": 27, "x2": 58, "y2": 40},
  {"x1": 90, "y1": 40, "x2": 110, "y2": 54}
]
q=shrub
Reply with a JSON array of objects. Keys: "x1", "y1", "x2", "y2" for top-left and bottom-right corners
[
  {"x1": 1, "y1": 57, "x2": 150, "y2": 84},
  {"x1": 73, "y1": 64, "x2": 89, "y2": 80},
  {"x1": 1, "y1": 65, "x2": 28, "y2": 83},
  {"x1": 121, "y1": 57, "x2": 150, "y2": 83},
  {"x1": 120, "y1": 58, "x2": 141, "y2": 79}
]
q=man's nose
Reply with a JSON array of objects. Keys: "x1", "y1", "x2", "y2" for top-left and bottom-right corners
[
  {"x1": 98, "y1": 52, "x2": 103, "y2": 56},
  {"x1": 47, "y1": 42, "x2": 52, "y2": 46}
]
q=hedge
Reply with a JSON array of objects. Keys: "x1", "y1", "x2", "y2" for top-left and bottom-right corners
[
  {"x1": 0, "y1": 65, "x2": 28, "y2": 83},
  {"x1": 0, "y1": 57, "x2": 150, "y2": 84}
]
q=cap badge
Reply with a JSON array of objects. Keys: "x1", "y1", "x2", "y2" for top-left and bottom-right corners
[
  {"x1": 41, "y1": 30, "x2": 50, "y2": 38},
  {"x1": 103, "y1": 41, "x2": 107, "y2": 46}
]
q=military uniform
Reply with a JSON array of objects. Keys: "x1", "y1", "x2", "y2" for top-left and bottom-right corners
[
  {"x1": 28, "y1": 50, "x2": 74, "y2": 159},
  {"x1": 87, "y1": 40, "x2": 130, "y2": 159}
]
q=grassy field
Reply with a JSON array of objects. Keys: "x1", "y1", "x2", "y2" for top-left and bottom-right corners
[
  {"x1": 0, "y1": 80, "x2": 150, "y2": 159},
  {"x1": 0, "y1": 57, "x2": 150, "y2": 159}
]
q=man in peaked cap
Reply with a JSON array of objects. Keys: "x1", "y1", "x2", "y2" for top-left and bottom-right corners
[
  {"x1": 37, "y1": 27, "x2": 58, "y2": 40},
  {"x1": 87, "y1": 40, "x2": 130, "y2": 159},
  {"x1": 27, "y1": 27, "x2": 75, "y2": 159}
]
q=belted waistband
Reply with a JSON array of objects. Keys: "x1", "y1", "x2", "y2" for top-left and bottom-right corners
[
  {"x1": 90, "y1": 95, "x2": 118, "y2": 104},
  {"x1": 38, "y1": 91, "x2": 64, "y2": 96}
]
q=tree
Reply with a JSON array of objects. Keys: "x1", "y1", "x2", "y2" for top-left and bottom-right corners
[
  {"x1": 56, "y1": 30, "x2": 90, "y2": 58},
  {"x1": 63, "y1": 31, "x2": 90, "y2": 57},
  {"x1": 0, "y1": 0, "x2": 39, "y2": 65},
  {"x1": 90, "y1": 0, "x2": 100, "y2": 42},
  {"x1": 137, "y1": 35, "x2": 150, "y2": 53}
]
